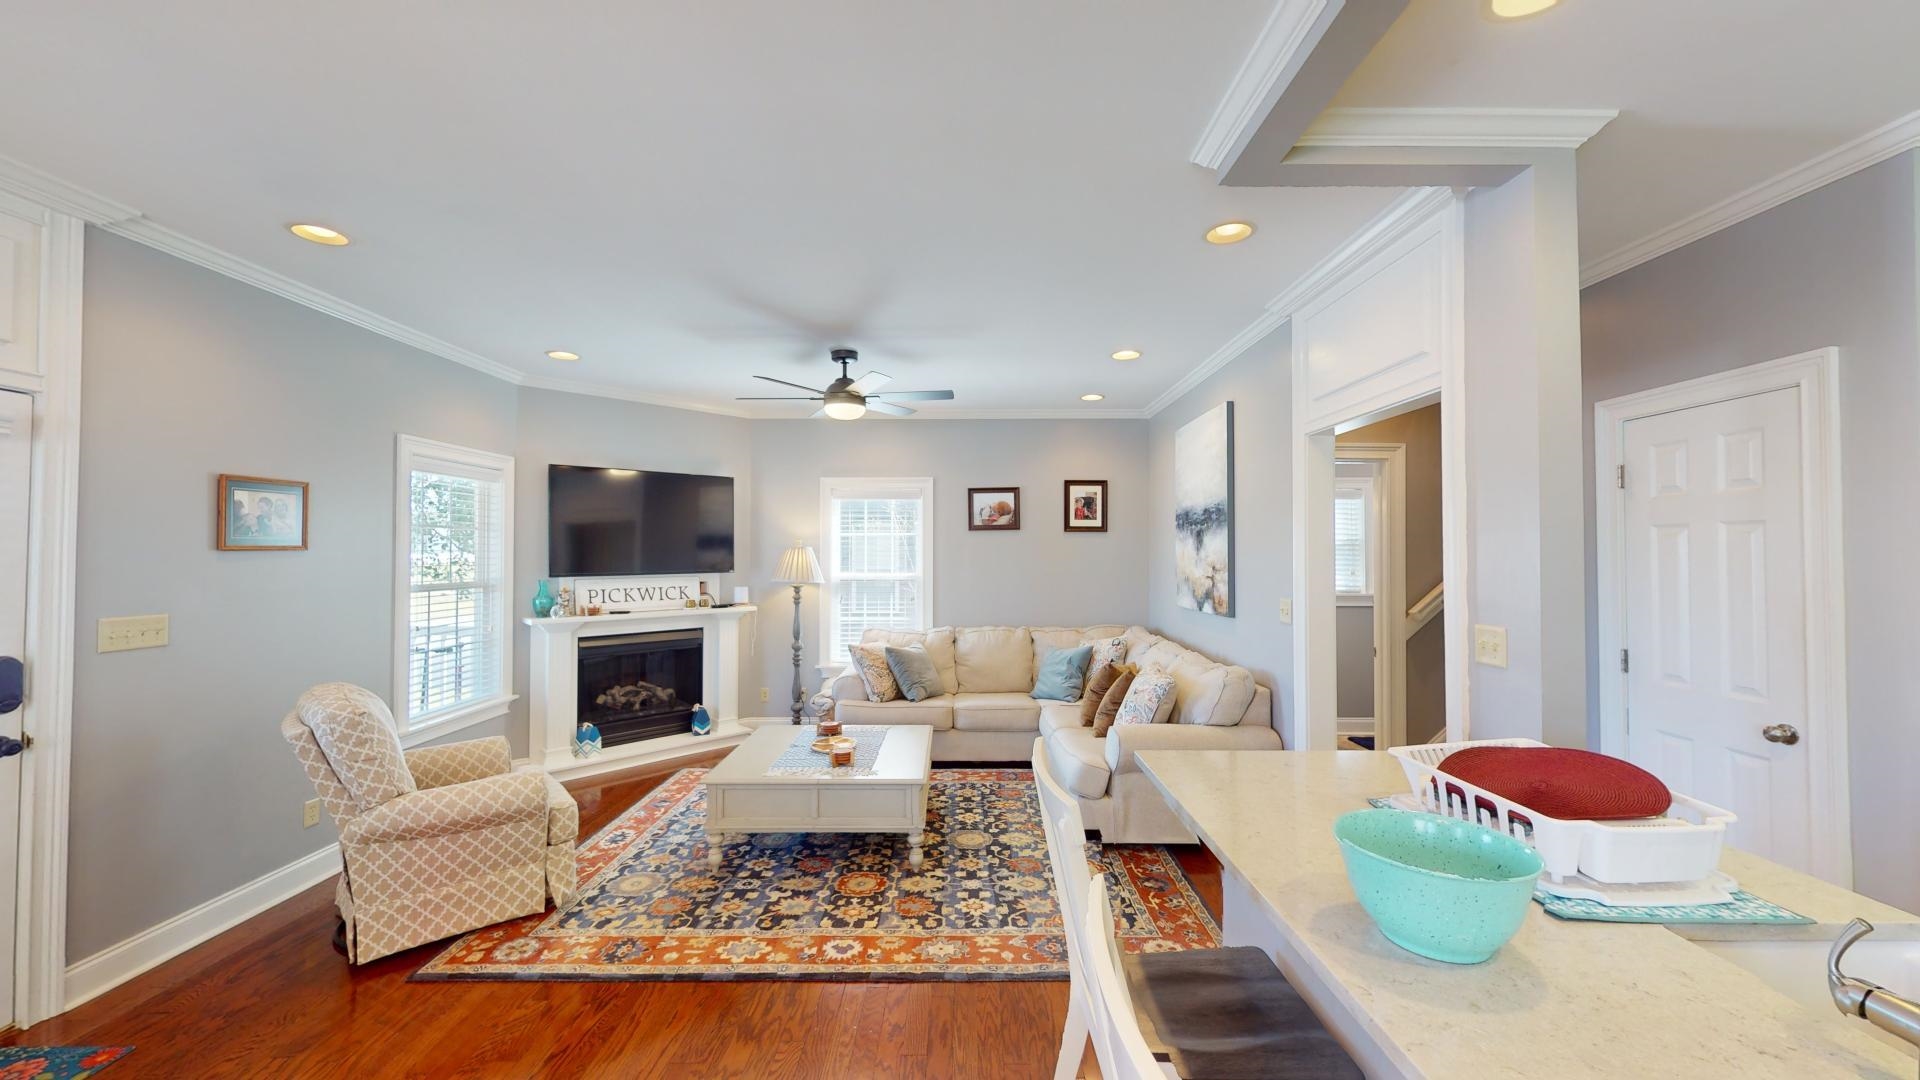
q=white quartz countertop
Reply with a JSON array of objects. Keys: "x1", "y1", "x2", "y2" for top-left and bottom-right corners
[{"x1": 1137, "y1": 749, "x2": 1918, "y2": 1079}]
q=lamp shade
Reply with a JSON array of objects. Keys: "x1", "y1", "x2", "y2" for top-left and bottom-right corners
[{"x1": 773, "y1": 543, "x2": 825, "y2": 586}]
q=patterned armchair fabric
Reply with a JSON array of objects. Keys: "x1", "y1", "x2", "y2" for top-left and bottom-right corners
[{"x1": 282, "y1": 683, "x2": 579, "y2": 964}]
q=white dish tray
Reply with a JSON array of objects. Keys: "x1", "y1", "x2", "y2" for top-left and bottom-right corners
[{"x1": 1387, "y1": 738, "x2": 1737, "y2": 885}]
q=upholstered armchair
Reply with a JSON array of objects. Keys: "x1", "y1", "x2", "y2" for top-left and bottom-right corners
[{"x1": 282, "y1": 683, "x2": 578, "y2": 963}]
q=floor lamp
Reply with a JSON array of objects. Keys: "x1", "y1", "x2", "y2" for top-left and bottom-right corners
[{"x1": 773, "y1": 542, "x2": 825, "y2": 724}]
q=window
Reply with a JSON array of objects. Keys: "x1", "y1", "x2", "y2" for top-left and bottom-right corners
[
  {"x1": 394, "y1": 435, "x2": 515, "y2": 741},
  {"x1": 819, "y1": 477, "x2": 933, "y2": 665},
  {"x1": 1333, "y1": 474, "x2": 1376, "y2": 599}
]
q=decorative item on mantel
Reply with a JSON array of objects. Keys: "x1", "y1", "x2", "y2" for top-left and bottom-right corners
[
  {"x1": 690, "y1": 703, "x2": 714, "y2": 736},
  {"x1": 532, "y1": 579, "x2": 556, "y2": 618},
  {"x1": 772, "y1": 541, "x2": 826, "y2": 724},
  {"x1": 552, "y1": 585, "x2": 573, "y2": 618},
  {"x1": 573, "y1": 719, "x2": 602, "y2": 758}
]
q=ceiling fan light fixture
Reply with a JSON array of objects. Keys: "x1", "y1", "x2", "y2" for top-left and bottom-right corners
[{"x1": 823, "y1": 399, "x2": 866, "y2": 421}]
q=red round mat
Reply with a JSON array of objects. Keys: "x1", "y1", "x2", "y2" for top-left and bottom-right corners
[{"x1": 1436, "y1": 746, "x2": 1672, "y2": 820}]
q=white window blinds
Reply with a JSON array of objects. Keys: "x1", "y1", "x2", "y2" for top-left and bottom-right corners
[
  {"x1": 821, "y1": 479, "x2": 932, "y2": 664},
  {"x1": 396, "y1": 436, "x2": 514, "y2": 731},
  {"x1": 1333, "y1": 484, "x2": 1369, "y2": 595}
]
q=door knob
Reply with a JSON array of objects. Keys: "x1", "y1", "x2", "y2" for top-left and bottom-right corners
[{"x1": 1762, "y1": 723, "x2": 1800, "y2": 745}]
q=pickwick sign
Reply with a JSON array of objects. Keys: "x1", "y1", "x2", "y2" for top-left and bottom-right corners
[{"x1": 567, "y1": 576, "x2": 703, "y2": 612}]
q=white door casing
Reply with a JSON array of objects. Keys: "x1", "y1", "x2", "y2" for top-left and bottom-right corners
[
  {"x1": 0, "y1": 390, "x2": 29, "y2": 1027},
  {"x1": 1596, "y1": 348, "x2": 1849, "y2": 885}
]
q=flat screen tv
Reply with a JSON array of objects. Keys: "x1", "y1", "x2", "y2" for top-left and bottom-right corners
[{"x1": 548, "y1": 465, "x2": 735, "y2": 576}]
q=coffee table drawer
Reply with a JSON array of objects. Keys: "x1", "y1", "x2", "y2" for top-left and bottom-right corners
[
  {"x1": 819, "y1": 785, "x2": 913, "y2": 822},
  {"x1": 712, "y1": 786, "x2": 815, "y2": 821}
]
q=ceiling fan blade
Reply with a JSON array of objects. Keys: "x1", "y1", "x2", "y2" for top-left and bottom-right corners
[
  {"x1": 866, "y1": 389, "x2": 954, "y2": 401},
  {"x1": 734, "y1": 396, "x2": 824, "y2": 401},
  {"x1": 864, "y1": 399, "x2": 915, "y2": 417},
  {"x1": 848, "y1": 370, "x2": 893, "y2": 395},
  {"x1": 753, "y1": 375, "x2": 827, "y2": 394}
]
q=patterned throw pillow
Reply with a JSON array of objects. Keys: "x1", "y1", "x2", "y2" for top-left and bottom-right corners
[
  {"x1": 849, "y1": 642, "x2": 901, "y2": 702},
  {"x1": 1091, "y1": 664, "x2": 1140, "y2": 737},
  {"x1": 1083, "y1": 635, "x2": 1128, "y2": 686},
  {"x1": 1114, "y1": 668, "x2": 1177, "y2": 727},
  {"x1": 295, "y1": 682, "x2": 418, "y2": 811}
]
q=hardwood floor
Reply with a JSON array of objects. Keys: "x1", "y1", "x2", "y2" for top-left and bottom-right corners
[{"x1": 6, "y1": 751, "x2": 1223, "y2": 1079}]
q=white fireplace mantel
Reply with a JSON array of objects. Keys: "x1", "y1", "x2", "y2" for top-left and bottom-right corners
[{"x1": 525, "y1": 605, "x2": 756, "y2": 779}]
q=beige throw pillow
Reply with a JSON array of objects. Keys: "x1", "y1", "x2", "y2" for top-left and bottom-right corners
[
  {"x1": 1091, "y1": 664, "x2": 1139, "y2": 737},
  {"x1": 849, "y1": 642, "x2": 901, "y2": 702}
]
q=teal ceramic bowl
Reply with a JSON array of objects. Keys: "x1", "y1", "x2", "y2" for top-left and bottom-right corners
[{"x1": 1333, "y1": 809, "x2": 1543, "y2": 965}]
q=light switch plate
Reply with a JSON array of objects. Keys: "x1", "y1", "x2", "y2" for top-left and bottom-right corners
[
  {"x1": 98, "y1": 614, "x2": 169, "y2": 653},
  {"x1": 1473, "y1": 624, "x2": 1509, "y2": 668},
  {"x1": 1277, "y1": 599, "x2": 1294, "y2": 624}
]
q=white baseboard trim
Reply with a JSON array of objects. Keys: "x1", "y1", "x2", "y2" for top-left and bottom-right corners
[
  {"x1": 63, "y1": 844, "x2": 341, "y2": 1011},
  {"x1": 1336, "y1": 717, "x2": 1378, "y2": 737}
]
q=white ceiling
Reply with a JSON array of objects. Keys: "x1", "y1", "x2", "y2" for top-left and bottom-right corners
[
  {"x1": 3, "y1": 2, "x2": 1913, "y2": 415},
  {"x1": 0, "y1": 1, "x2": 1402, "y2": 415},
  {"x1": 1329, "y1": 0, "x2": 1920, "y2": 272}
]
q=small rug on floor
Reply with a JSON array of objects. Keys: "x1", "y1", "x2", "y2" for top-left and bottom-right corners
[
  {"x1": 414, "y1": 767, "x2": 1218, "y2": 982},
  {"x1": 0, "y1": 1046, "x2": 132, "y2": 1079}
]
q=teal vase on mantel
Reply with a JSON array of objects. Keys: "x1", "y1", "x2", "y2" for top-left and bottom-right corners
[{"x1": 532, "y1": 579, "x2": 556, "y2": 618}]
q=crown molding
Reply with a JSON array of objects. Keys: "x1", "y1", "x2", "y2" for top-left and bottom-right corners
[
  {"x1": 0, "y1": 153, "x2": 140, "y2": 224},
  {"x1": 1190, "y1": 0, "x2": 1332, "y2": 170},
  {"x1": 1144, "y1": 185, "x2": 1453, "y2": 418},
  {"x1": 1580, "y1": 108, "x2": 1920, "y2": 288},
  {"x1": 1296, "y1": 107, "x2": 1618, "y2": 149},
  {"x1": 516, "y1": 372, "x2": 753, "y2": 417}
]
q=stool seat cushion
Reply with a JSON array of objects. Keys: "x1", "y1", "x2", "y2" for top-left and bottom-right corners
[{"x1": 1122, "y1": 945, "x2": 1361, "y2": 1079}]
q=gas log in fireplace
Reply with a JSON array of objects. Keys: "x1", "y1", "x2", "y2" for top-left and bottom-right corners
[{"x1": 577, "y1": 628, "x2": 703, "y2": 746}]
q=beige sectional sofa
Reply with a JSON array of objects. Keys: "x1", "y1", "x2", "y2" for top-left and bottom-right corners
[{"x1": 825, "y1": 624, "x2": 1283, "y2": 843}]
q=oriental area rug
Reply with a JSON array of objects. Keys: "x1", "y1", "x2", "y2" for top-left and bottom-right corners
[{"x1": 414, "y1": 767, "x2": 1219, "y2": 982}]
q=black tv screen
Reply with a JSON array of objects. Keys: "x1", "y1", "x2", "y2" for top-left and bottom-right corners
[{"x1": 548, "y1": 465, "x2": 734, "y2": 576}]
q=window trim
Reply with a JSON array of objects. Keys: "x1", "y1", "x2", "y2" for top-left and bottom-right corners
[
  {"x1": 1332, "y1": 473, "x2": 1378, "y2": 601},
  {"x1": 817, "y1": 476, "x2": 935, "y2": 668},
  {"x1": 393, "y1": 434, "x2": 517, "y2": 745}
]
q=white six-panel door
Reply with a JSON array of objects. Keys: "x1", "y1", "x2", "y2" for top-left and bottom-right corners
[
  {"x1": 0, "y1": 388, "x2": 30, "y2": 1025},
  {"x1": 1621, "y1": 386, "x2": 1810, "y2": 870}
]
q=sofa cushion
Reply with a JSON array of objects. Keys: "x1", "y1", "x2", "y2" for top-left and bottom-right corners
[
  {"x1": 849, "y1": 642, "x2": 901, "y2": 702},
  {"x1": 1029, "y1": 627, "x2": 1087, "y2": 673},
  {"x1": 884, "y1": 645, "x2": 945, "y2": 702},
  {"x1": 1045, "y1": 727, "x2": 1112, "y2": 799},
  {"x1": 834, "y1": 697, "x2": 954, "y2": 730},
  {"x1": 1032, "y1": 645, "x2": 1093, "y2": 702},
  {"x1": 861, "y1": 627, "x2": 959, "y2": 695},
  {"x1": 1038, "y1": 703, "x2": 1084, "y2": 739},
  {"x1": 1167, "y1": 654, "x2": 1258, "y2": 727},
  {"x1": 952, "y1": 692, "x2": 1043, "y2": 732},
  {"x1": 1123, "y1": 625, "x2": 1165, "y2": 662},
  {"x1": 955, "y1": 626, "x2": 1033, "y2": 693},
  {"x1": 295, "y1": 683, "x2": 417, "y2": 811}
]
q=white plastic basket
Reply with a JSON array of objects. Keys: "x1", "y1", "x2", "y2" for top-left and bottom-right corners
[{"x1": 1387, "y1": 738, "x2": 1737, "y2": 884}]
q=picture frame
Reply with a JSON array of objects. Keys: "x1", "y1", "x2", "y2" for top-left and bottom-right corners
[
  {"x1": 1064, "y1": 480, "x2": 1108, "y2": 532},
  {"x1": 216, "y1": 474, "x2": 309, "y2": 551},
  {"x1": 967, "y1": 487, "x2": 1020, "y2": 531},
  {"x1": 1174, "y1": 401, "x2": 1234, "y2": 616}
]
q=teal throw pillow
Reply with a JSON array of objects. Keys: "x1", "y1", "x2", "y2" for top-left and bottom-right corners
[
  {"x1": 1031, "y1": 644, "x2": 1094, "y2": 702},
  {"x1": 884, "y1": 645, "x2": 945, "y2": 702}
]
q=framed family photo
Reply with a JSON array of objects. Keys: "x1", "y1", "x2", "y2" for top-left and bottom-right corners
[
  {"x1": 217, "y1": 474, "x2": 309, "y2": 551},
  {"x1": 967, "y1": 487, "x2": 1020, "y2": 531},
  {"x1": 1064, "y1": 480, "x2": 1108, "y2": 532}
]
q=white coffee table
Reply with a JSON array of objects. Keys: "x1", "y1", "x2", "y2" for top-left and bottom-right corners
[{"x1": 701, "y1": 723, "x2": 933, "y2": 870}]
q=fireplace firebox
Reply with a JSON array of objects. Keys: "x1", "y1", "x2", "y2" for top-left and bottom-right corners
[{"x1": 577, "y1": 628, "x2": 703, "y2": 746}]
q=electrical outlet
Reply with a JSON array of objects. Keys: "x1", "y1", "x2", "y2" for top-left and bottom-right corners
[
  {"x1": 1277, "y1": 598, "x2": 1293, "y2": 624},
  {"x1": 302, "y1": 799, "x2": 322, "y2": 829},
  {"x1": 760, "y1": 687, "x2": 770, "y2": 702},
  {"x1": 1473, "y1": 624, "x2": 1509, "y2": 668},
  {"x1": 97, "y1": 614, "x2": 169, "y2": 653}
]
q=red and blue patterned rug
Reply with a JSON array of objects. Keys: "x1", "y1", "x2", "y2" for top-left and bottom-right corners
[
  {"x1": 414, "y1": 767, "x2": 1219, "y2": 981},
  {"x1": 0, "y1": 1046, "x2": 132, "y2": 1079}
]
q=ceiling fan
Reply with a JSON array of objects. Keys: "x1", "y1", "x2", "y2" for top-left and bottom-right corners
[{"x1": 737, "y1": 348, "x2": 955, "y2": 419}]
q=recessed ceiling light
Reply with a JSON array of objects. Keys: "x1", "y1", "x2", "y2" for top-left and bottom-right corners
[
  {"x1": 1081, "y1": 393, "x2": 1105, "y2": 402},
  {"x1": 1205, "y1": 222, "x2": 1255, "y2": 245},
  {"x1": 1489, "y1": 0, "x2": 1559, "y2": 17},
  {"x1": 1110, "y1": 349, "x2": 1142, "y2": 362},
  {"x1": 288, "y1": 224, "x2": 349, "y2": 246},
  {"x1": 546, "y1": 350, "x2": 580, "y2": 361}
]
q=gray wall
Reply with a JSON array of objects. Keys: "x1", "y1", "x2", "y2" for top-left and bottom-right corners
[
  {"x1": 1335, "y1": 404, "x2": 1445, "y2": 742},
  {"x1": 748, "y1": 419, "x2": 1150, "y2": 710},
  {"x1": 1334, "y1": 606, "x2": 1374, "y2": 719},
  {"x1": 1146, "y1": 329, "x2": 1293, "y2": 719},
  {"x1": 510, "y1": 388, "x2": 755, "y2": 749},
  {"x1": 71, "y1": 232, "x2": 520, "y2": 959},
  {"x1": 1581, "y1": 151, "x2": 1920, "y2": 911}
]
